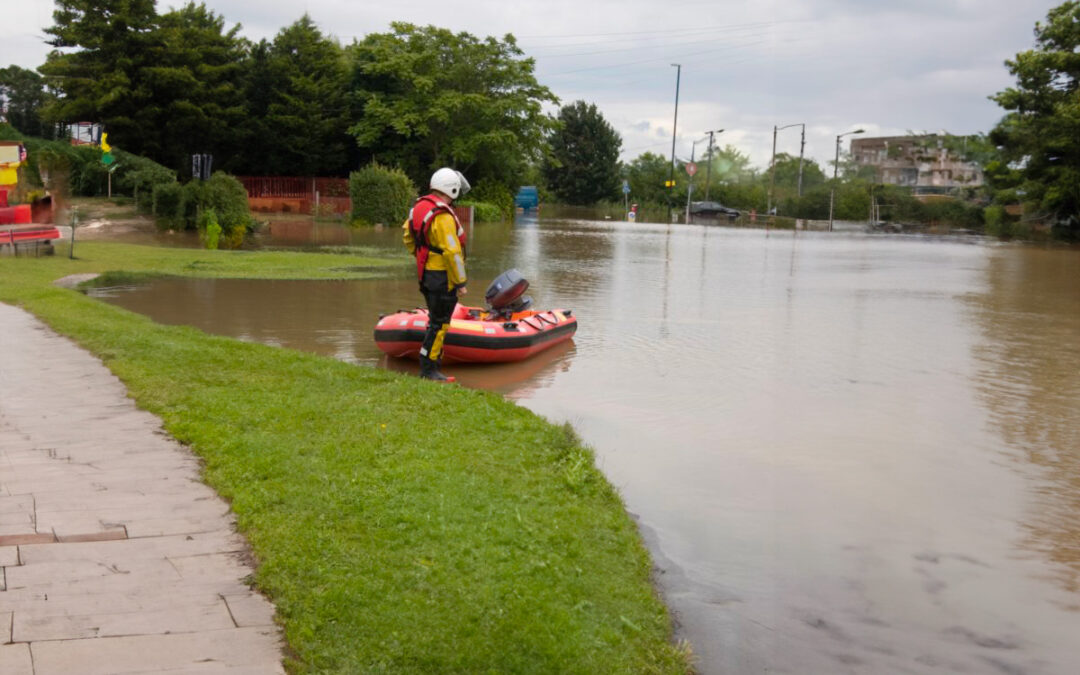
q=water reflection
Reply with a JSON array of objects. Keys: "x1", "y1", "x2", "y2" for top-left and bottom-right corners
[{"x1": 971, "y1": 248, "x2": 1080, "y2": 599}]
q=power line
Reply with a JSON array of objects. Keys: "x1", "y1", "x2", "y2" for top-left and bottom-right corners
[
  {"x1": 520, "y1": 22, "x2": 789, "y2": 52},
  {"x1": 526, "y1": 30, "x2": 781, "y2": 59},
  {"x1": 542, "y1": 38, "x2": 767, "y2": 77},
  {"x1": 516, "y1": 19, "x2": 796, "y2": 41}
]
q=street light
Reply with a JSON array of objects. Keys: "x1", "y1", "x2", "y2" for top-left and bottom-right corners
[
  {"x1": 829, "y1": 128, "x2": 865, "y2": 232},
  {"x1": 685, "y1": 135, "x2": 711, "y2": 223},
  {"x1": 702, "y1": 128, "x2": 723, "y2": 202},
  {"x1": 666, "y1": 63, "x2": 681, "y2": 225},
  {"x1": 767, "y1": 123, "x2": 805, "y2": 215}
]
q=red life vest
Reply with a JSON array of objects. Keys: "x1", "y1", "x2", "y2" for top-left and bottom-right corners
[{"x1": 408, "y1": 194, "x2": 466, "y2": 280}]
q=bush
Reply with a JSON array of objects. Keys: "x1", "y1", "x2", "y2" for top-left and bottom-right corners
[
  {"x1": 468, "y1": 178, "x2": 515, "y2": 220},
  {"x1": 457, "y1": 200, "x2": 502, "y2": 222},
  {"x1": 152, "y1": 173, "x2": 251, "y2": 247},
  {"x1": 180, "y1": 173, "x2": 251, "y2": 248},
  {"x1": 199, "y1": 208, "x2": 222, "y2": 250},
  {"x1": 152, "y1": 182, "x2": 184, "y2": 229},
  {"x1": 116, "y1": 150, "x2": 176, "y2": 212},
  {"x1": 349, "y1": 163, "x2": 416, "y2": 226}
]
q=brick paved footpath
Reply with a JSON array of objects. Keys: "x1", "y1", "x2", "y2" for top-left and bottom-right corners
[{"x1": 0, "y1": 302, "x2": 285, "y2": 674}]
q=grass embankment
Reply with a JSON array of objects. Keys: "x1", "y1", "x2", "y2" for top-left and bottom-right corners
[{"x1": 0, "y1": 242, "x2": 689, "y2": 674}]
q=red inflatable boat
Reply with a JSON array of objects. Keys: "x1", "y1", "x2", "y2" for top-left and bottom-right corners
[{"x1": 374, "y1": 269, "x2": 577, "y2": 364}]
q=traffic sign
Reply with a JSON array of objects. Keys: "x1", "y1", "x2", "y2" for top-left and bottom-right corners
[
  {"x1": 622, "y1": 180, "x2": 630, "y2": 194},
  {"x1": 685, "y1": 162, "x2": 697, "y2": 176}
]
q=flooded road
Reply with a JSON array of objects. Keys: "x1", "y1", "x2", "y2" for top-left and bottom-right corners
[{"x1": 92, "y1": 220, "x2": 1080, "y2": 673}]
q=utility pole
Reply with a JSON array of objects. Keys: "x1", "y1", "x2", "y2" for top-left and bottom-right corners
[
  {"x1": 829, "y1": 128, "x2": 865, "y2": 232},
  {"x1": 666, "y1": 63, "x2": 681, "y2": 225},
  {"x1": 768, "y1": 125, "x2": 778, "y2": 215},
  {"x1": 685, "y1": 138, "x2": 706, "y2": 224},
  {"x1": 769, "y1": 123, "x2": 805, "y2": 215},
  {"x1": 797, "y1": 124, "x2": 806, "y2": 198},
  {"x1": 703, "y1": 128, "x2": 723, "y2": 201}
]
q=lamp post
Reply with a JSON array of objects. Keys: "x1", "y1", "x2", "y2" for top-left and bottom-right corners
[
  {"x1": 703, "y1": 128, "x2": 723, "y2": 201},
  {"x1": 829, "y1": 128, "x2": 864, "y2": 232},
  {"x1": 666, "y1": 63, "x2": 681, "y2": 225},
  {"x1": 767, "y1": 123, "x2": 806, "y2": 216},
  {"x1": 685, "y1": 136, "x2": 710, "y2": 223}
]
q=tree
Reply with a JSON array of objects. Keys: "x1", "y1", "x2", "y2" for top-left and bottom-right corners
[
  {"x1": 703, "y1": 144, "x2": 756, "y2": 184},
  {"x1": 138, "y1": 3, "x2": 248, "y2": 173},
  {"x1": 625, "y1": 152, "x2": 670, "y2": 205},
  {"x1": 0, "y1": 66, "x2": 52, "y2": 138},
  {"x1": 348, "y1": 23, "x2": 557, "y2": 189},
  {"x1": 769, "y1": 153, "x2": 826, "y2": 192},
  {"x1": 990, "y1": 1, "x2": 1080, "y2": 238},
  {"x1": 543, "y1": 101, "x2": 622, "y2": 205},
  {"x1": 237, "y1": 15, "x2": 351, "y2": 176},
  {"x1": 38, "y1": 1, "x2": 249, "y2": 174},
  {"x1": 39, "y1": 0, "x2": 159, "y2": 148}
]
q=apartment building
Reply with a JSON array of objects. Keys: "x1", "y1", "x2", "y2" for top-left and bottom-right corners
[{"x1": 850, "y1": 135, "x2": 983, "y2": 194}]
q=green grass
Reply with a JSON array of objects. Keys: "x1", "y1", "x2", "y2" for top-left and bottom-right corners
[{"x1": 0, "y1": 242, "x2": 690, "y2": 674}]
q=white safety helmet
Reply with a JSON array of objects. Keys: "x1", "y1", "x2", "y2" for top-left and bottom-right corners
[{"x1": 430, "y1": 167, "x2": 471, "y2": 200}]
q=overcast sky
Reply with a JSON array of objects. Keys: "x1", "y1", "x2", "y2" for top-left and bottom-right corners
[{"x1": 4, "y1": 0, "x2": 1052, "y2": 171}]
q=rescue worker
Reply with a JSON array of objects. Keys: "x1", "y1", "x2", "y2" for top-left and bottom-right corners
[{"x1": 403, "y1": 167, "x2": 470, "y2": 381}]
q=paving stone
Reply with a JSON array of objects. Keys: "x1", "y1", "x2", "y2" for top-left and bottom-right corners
[
  {"x1": 19, "y1": 530, "x2": 243, "y2": 565},
  {"x1": 0, "y1": 546, "x2": 18, "y2": 566},
  {"x1": 58, "y1": 528, "x2": 128, "y2": 543},
  {"x1": 0, "y1": 494, "x2": 34, "y2": 516},
  {"x1": 2, "y1": 611, "x2": 11, "y2": 643},
  {"x1": 222, "y1": 593, "x2": 277, "y2": 628},
  {"x1": 6, "y1": 557, "x2": 183, "y2": 592},
  {"x1": 0, "y1": 643, "x2": 32, "y2": 674},
  {"x1": 30, "y1": 627, "x2": 285, "y2": 675},
  {"x1": 0, "y1": 533, "x2": 56, "y2": 546},
  {"x1": 13, "y1": 595, "x2": 236, "y2": 641}
]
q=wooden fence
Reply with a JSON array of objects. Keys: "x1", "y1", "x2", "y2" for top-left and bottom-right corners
[
  {"x1": 236, "y1": 176, "x2": 472, "y2": 228},
  {"x1": 237, "y1": 176, "x2": 351, "y2": 215}
]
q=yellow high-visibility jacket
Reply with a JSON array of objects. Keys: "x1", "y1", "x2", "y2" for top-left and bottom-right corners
[{"x1": 403, "y1": 210, "x2": 467, "y2": 290}]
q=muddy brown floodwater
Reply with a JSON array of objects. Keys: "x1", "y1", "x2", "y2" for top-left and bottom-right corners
[{"x1": 92, "y1": 218, "x2": 1080, "y2": 673}]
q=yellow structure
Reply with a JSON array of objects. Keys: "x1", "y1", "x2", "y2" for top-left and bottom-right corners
[{"x1": 0, "y1": 142, "x2": 24, "y2": 188}]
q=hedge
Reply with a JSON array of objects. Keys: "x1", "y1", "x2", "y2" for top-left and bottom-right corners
[{"x1": 349, "y1": 163, "x2": 417, "y2": 226}]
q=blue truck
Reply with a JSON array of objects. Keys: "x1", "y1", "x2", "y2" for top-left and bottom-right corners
[{"x1": 514, "y1": 186, "x2": 540, "y2": 211}]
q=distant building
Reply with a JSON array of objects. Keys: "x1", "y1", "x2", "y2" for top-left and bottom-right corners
[
  {"x1": 63, "y1": 121, "x2": 103, "y2": 146},
  {"x1": 851, "y1": 134, "x2": 983, "y2": 195}
]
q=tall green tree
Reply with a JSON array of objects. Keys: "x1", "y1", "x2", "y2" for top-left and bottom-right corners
[
  {"x1": 38, "y1": 1, "x2": 249, "y2": 174},
  {"x1": 238, "y1": 15, "x2": 350, "y2": 176},
  {"x1": 543, "y1": 100, "x2": 622, "y2": 205},
  {"x1": 990, "y1": 0, "x2": 1080, "y2": 237},
  {"x1": 39, "y1": 0, "x2": 159, "y2": 148},
  {"x1": 348, "y1": 23, "x2": 557, "y2": 189},
  {"x1": 139, "y1": 3, "x2": 247, "y2": 173},
  {"x1": 0, "y1": 66, "x2": 52, "y2": 138}
]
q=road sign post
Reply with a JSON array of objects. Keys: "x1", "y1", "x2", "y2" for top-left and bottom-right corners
[{"x1": 684, "y1": 162, "x2": 698, "y2": 224}]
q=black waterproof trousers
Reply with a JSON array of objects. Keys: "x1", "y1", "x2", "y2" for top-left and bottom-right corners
[{"x1": 419, "y1": 270, "x2": 458, "y2": 363}]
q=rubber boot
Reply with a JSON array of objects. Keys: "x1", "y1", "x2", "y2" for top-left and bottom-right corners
[{"x1": 419, "y1": 356, "x2": 455, "y2": 383}]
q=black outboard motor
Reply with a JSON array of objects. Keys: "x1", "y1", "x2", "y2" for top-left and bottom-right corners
[{"x1": 485, "y1": 268, "x2": 533, "y2": 319}]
